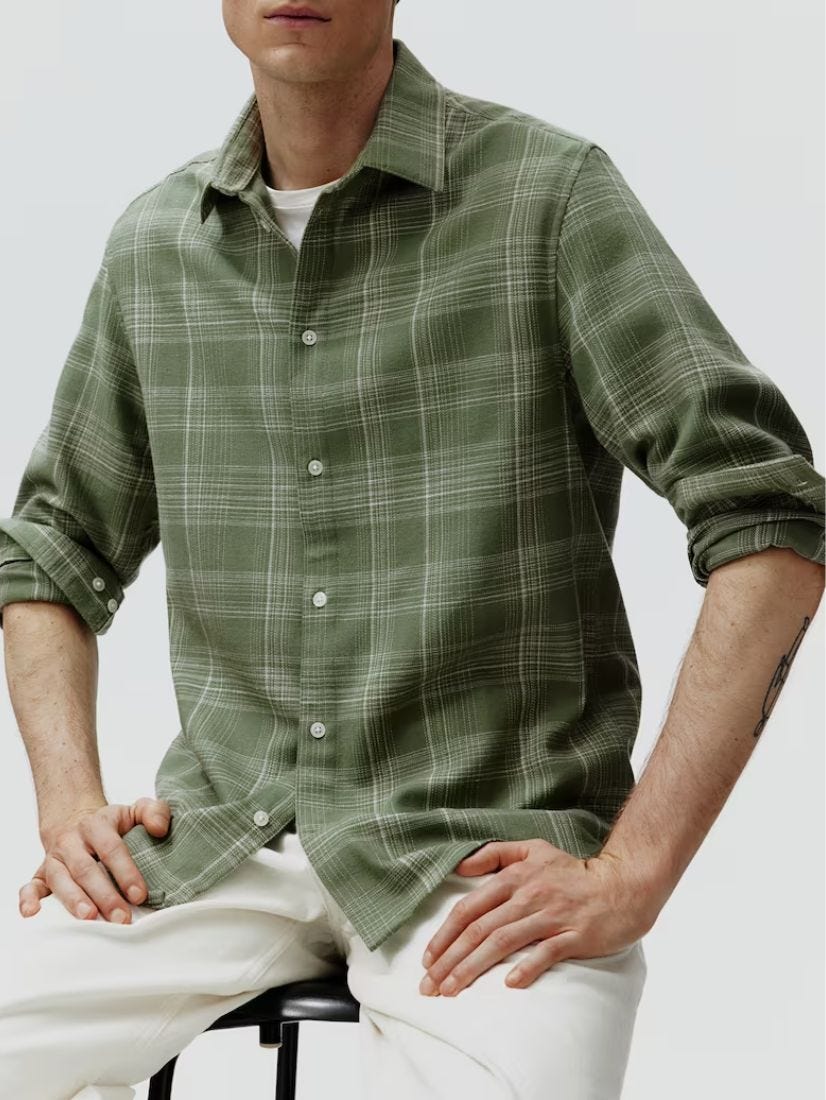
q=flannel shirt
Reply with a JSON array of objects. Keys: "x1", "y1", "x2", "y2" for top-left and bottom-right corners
[{"x1": 1, "y1": 37, "x2": 823, "y2": 951}]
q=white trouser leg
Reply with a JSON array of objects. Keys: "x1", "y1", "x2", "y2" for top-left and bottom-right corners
[
  {"x1": 310, "y1": 865, "x2": 649, "y2": 1100},
  {"x1": 0, "y1": 830, "x2": 346, "y2": 1100}
]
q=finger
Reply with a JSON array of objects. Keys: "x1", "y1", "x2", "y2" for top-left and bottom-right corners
[
  {"x1": 19, "y1": 875, "x2": 51, "y2": 917},
  {"x1": 40, "y1": 854, "x2": 104, "y2": 921},
  {"x1": 83, "y1": 817, "x2": 149, "y2": 906},
  {"x1": 421, "y1": 896, "x2": 527, "y2": 992},
  {"x1": 131, "y1": 797, "x2": 171, "y2": 836},
  {"x1": 435, "y1": 912, "x2": 558, "y2": 996},
  {"x1": 59, "y1": 841, "x2": 135, "y2": 923},
  {"x1": 421, "y1": 877, "x2": 512, "y2": 968},
  {"x1": 454, "y1": 840, "x2": 526, "y2": 875},
  {"x1": 504, "y1": 929, "x2": 578, "y2": 989}
]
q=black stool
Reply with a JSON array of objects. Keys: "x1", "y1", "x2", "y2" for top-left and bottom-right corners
[{"x1": 146, "y1": 969, "x2": 360, "y2": 1099}]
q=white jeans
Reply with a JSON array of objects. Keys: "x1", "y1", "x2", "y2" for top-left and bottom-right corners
[{"x1": 0, "y1": 826, "x2": 647, "y2": 1100}]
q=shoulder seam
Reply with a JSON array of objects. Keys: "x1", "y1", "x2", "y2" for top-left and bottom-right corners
[
  {"x1": 442, "y1": 86, "x2": 594, "y2": 148},
  {"x1": 553, "y1": 142, "x2": 599, "y2": 372},
  {"x1": 113, "y1": 151, "x2": 218, "y2": 222}
]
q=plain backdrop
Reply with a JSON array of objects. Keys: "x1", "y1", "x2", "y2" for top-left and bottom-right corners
[{"x1": 0, "y1": 2, "x2": 824, "y2": 1098}]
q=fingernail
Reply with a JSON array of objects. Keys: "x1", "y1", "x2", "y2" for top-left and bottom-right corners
[
  {"x1": 127, "y1": 885, "x2": 143, "y2": 903},
  {"x1": 21, "y1": 903, "x2": 34, "y2": 916},
  {"x1": 77, "y1": 902, "x2": 93, "y2": 918},
  {"x1": 111, "y1": 908, "x2": 129, "y2": 923},
  {"x1": 422, "y1": 949, "x2": 433, "y2": 967},
  {"x1": 419, "y1": 975, "x2": 437, "y2": 995}
]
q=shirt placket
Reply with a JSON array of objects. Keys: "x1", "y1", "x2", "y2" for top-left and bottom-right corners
[{"x1": 282, "y1": 191, "x2": 342, "y2": 844}]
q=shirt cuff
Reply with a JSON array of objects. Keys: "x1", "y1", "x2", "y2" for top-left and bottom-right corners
[
  {"x1": 689, "y1": 516, "x2": 825, "y2": 587},
  {"x1": 0, "y1": 520, "x2": 124, "y2": 635},
  {"x1": 0, "y1": 557, "x2": 79, "y2": 629}
]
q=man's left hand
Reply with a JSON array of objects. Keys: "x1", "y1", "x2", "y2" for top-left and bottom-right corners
[{"x1": 418, "y1": 839, "x2": 654, "y2": 996}]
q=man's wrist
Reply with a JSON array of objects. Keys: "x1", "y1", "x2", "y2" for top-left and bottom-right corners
[
  {"x1": 38, "y1": 795, "x2": 108, "y2": 843},
  {"x1": 594, "y1": 843, "x2": 677, "y2": 931}
]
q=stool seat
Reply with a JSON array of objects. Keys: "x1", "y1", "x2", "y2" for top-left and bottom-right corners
[
  {"x1": 208, "y1": 971, "x2": 360, "y2": 1040},
  {"x1": 147, "y1": 969, "x2": 361, "y2": 1099}
]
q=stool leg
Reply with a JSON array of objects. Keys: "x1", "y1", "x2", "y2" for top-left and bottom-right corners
[
  {"x1": 274, "y1": 1021, "x2": 299, "y2": 1100},
  {"x1": 147, "y1": 1054, "x2": 178, "y2": 1100}
]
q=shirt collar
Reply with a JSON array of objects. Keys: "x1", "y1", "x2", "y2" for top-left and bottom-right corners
[{"x1": 198, "y1": 37, "x2": 446, "y2": 224}]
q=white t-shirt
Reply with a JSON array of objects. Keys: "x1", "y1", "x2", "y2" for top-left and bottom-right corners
[{"x1": 263, "y1": 173, "x2": 345, "y2": 251}]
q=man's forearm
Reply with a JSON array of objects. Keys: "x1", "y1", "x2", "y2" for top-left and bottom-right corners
[
  {"x1": 597, "y1": 545, "x2": 824, "y2": 924},
  {"x1": 2, "y1": 601, "x2": 107, "y2": 838}
]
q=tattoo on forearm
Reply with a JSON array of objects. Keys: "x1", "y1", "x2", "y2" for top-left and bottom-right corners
[{"x1": 753, "y1": 616, "x2": 811, "y2": 739}]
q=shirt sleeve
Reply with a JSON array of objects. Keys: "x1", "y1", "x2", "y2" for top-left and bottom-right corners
[
  {"x1": 0, "y1": 239, "x2": 160, "y2": 634},
  {"x1": 556, "y1": 143, "x2": 825, "y2": 586}
]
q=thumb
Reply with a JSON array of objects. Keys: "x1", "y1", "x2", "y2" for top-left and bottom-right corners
[
  {"x1": 454, "y1": 841, "x2": 498, "y2": 873},
  {"x1": 131, "y1": 797, "x2": 172, "y2": 836}
]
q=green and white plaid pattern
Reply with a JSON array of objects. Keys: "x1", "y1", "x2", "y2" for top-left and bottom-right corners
[{"x1": 1, "y1": 38, "x2": 823, "y2": 951}]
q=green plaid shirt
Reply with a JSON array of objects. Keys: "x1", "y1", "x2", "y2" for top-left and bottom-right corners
[{"x1": 1, "y1": 38, "x2": 823, "y2": 951}]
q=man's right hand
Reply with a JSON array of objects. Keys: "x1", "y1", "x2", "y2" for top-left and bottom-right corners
[{"x1": 19, "y1": 798, "x2": 172, "y2": 924}]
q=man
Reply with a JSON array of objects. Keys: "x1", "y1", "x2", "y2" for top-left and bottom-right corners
[{"x1": 0, "y1": 2, "x2": 823, "y2": 1098}]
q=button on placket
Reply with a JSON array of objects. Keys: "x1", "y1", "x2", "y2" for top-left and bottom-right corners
[{"x1": 253, "y1": 810, "x2": 270, "y2": 827}]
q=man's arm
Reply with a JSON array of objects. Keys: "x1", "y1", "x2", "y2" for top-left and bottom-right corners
[
  {"x1": 553, "y1": 141, "x2": 825, "y2": 918},
  {"x1": 3, "y1": 601, "x2": 107, "y2": 836},
  {"x1": 0, "y1": 228, "x2": 167, "y2": 922},
  {"x1": 3, "y1": 597, "x2": 171, "y2": 923},
  {"x1": 598, "y1": 546, "x2": 825, "y2": 924}
]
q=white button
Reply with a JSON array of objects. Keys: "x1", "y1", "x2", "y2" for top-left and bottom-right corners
[
  {"x1": 253, "y1": 810, "x2": 270, "y2": 827},
  {"x1": 92, "y1": 577, "x2": 105, "y2": 591},
  {"x1": 301, "y1": 329, "x2": 317, "y2": 345},
  {"x1": 312, "y1": 591, "x2": 327, "y2": 607},
  {"x1": 307, "y1": 459, "x2": 323, "y2": 476},
  {"x1": 106, "y1": 598, "x2": 118, "y2": 613},
  {"x1": 309, "y1": 721, "x2": 326, "y2": 739}
]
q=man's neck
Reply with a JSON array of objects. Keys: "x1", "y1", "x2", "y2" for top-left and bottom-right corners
[{"x1": 252, "y1": 39, "x2": 395, "y2": 191}]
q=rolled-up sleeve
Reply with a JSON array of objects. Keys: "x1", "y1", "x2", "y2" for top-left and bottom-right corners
[
  {"x1": 556, "y1": 143, "x2": 825, "y2": 586},
  {"x1": 0, "y1": 239, "x2": 159, "y2": 634}
]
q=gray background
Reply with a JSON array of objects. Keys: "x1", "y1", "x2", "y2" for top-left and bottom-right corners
[{"x1": 0, "y1": 2, "x2": 823, "y2": 1097}]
